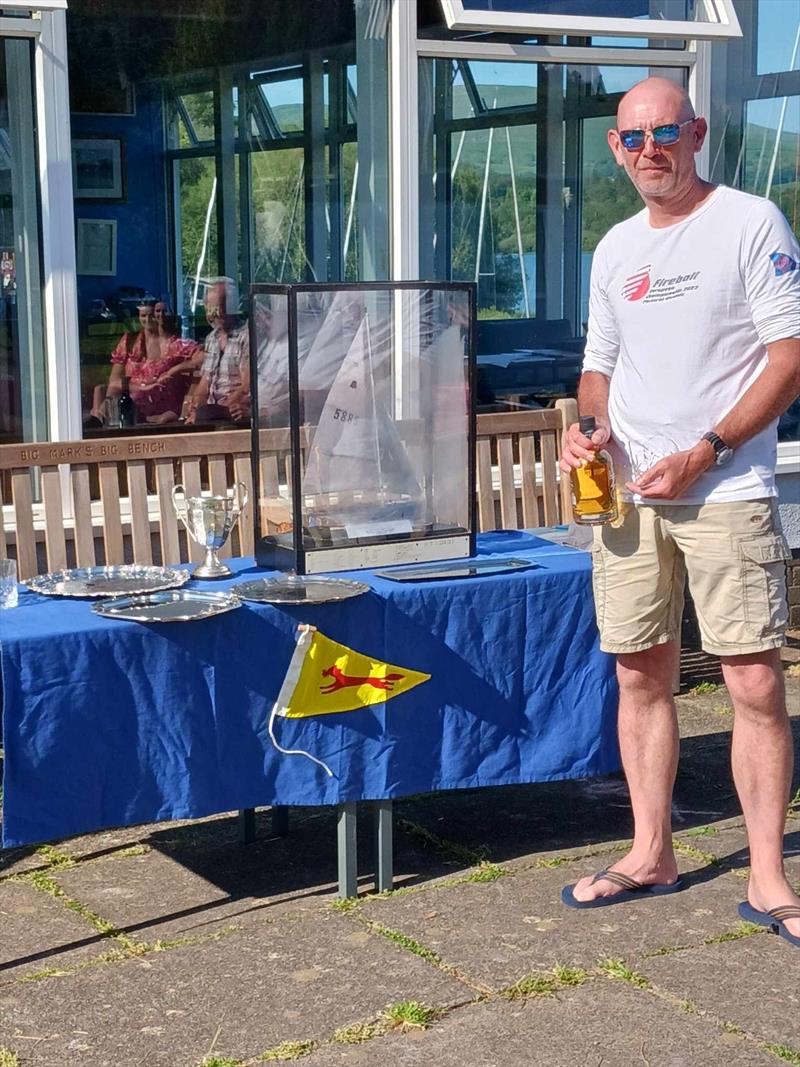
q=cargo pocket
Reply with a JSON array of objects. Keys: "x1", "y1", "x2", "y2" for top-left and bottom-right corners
[{"x1": 737, "y1": 533, "x2": 790, "y2": 640}]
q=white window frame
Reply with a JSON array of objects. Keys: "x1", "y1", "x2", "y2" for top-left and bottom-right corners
[
  {"x1": 0, "y1": 10, "x2": 82, "y2": 441},
  {"x1": 438, "y1": 0, "x2": 742, "y2": 41}
]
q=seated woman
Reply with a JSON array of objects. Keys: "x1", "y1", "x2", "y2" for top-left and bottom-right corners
[{"x1": 93, "y1": 300, "x2": 202, "y2": 425}]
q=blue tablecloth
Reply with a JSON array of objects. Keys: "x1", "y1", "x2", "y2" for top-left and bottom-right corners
[{"x1": 0, "y1": 535, "x2": 619, "y2": 847}]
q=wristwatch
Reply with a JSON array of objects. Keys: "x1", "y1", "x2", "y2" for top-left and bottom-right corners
[{"x1": 702, "y1": 431, "x2": 735, "y2": 467}]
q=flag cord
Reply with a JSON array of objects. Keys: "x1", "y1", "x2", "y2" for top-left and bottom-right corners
[{"x1": 267, "y1": 705, "x2": 334, "y2": 778}]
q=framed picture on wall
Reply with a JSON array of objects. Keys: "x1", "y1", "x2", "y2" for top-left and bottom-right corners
[
  {"x1": 76, "y1": 219, "x2": 117, "y2": 276},
  {"x1": 72, "y1": 137, "x2": 125, "y2": 200}
]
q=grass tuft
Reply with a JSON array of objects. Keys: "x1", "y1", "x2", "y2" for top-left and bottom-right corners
[
  {"x1": 464, "y1": 862, "x2": 510, "y2": 883},
  {"x1": 673, "y1": 839, "x2": 720, "y2": 866},
  {"x1": 381, "y1": 1001, "x2": 438, "y2": 1030},
  {"x1": 330, "y1": 897, "x2": 360, "y2": 914},
  {"x1": 202, "y1": 1059, "x2": 242, "y2": 1067},
  {"x1": 501, "y1": 964, "x2": 588, "y2": 999},
  {"x1": 704, "y1": 921, "x2": 763, "y2": 944},
  {"x1": 762, "y1": 1044, "x2": 800, "y2": 1065},
  {"x1": 333, "y1": 1022, "x2": 381, "y2": 1045},
  {"x1": 259, "y1": 1040, "x2": 316, "y2": 1062},
  {"x1": 683, "y1": 825, "x2": 717, "y2": 838},
  {"x1": 551, "y1": 964, "x2": 588, "y2": 986},
  {"x1": 597, "y1": 957, "x2": 650, "y2": 989},
  {"x1": 690, "y1": 681, "x2": 720, "y2": 695},
  {"x1": 0, "y1": 1050, "x2": 20, "y2": 1067},
  {"x1": 366, "y1": 922, "x2": 442, "y2": 966}
]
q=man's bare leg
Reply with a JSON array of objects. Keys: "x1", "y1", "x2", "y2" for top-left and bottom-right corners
[
  {"x1": 723, "y1": 649, "x2": 800, "y2": 937},
  {"x1": 572, "y1": 640, "x2": 680, "y2": 902}
]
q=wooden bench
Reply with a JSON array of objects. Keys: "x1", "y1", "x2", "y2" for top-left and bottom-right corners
[{"x1": 1, "y1": 401, "x2": 578, "y2": 579}]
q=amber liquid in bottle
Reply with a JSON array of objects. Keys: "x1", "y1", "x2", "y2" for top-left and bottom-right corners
[{"x1": 570, "y1": 415, "x2": 618, "y2": 525}]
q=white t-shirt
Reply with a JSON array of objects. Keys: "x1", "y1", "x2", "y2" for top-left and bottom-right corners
[{"x1": 582, "y1": 185, "x2": 800, "y2": 504}]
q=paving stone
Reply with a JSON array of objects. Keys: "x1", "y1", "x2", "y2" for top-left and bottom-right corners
[
  {"x1": 0, "y1": 880, "x2": 109, "y2": 983},
  {"x1": 361, "y1": 851, "x2": 754, "y2": 990},
  {"x1": 299, "y1": 980, "x2": 779, "y2": 1067},
  {"x1": 639, "y1": 936, "x2": 800, "y2": 1050},
  {"x1": 0, "y1": 907, "x2": 471, "y2": 1067}
]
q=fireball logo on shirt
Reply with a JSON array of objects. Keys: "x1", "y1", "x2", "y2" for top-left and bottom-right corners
[
  {"x1": 622, "y1": 266, "x2": 651, "y2": 301},
  {"x1": 770, "y1": 252, "x2": 798, "y2": 277}
]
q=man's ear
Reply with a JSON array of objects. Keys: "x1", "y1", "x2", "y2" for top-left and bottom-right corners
[{"x1": 693, "y1": 117, "x2": 708, "y2": 153}]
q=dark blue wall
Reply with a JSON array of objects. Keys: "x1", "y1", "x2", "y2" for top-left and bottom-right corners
[{"x1": 71, "y1": 87, "x2": 171, "y2": 324}]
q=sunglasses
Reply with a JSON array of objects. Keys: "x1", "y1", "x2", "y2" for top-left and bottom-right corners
[{"x1": 617, "y1": 118, "x2": 696, "y2": 151}]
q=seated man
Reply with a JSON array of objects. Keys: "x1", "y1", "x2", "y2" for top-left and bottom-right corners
[{"x1": 185, "y1": 278, "x2": 248, "y2": 424}]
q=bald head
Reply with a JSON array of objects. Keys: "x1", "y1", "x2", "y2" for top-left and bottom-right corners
[{"x1": 617, "y1": 77, "x2": 695, "y2": 129}]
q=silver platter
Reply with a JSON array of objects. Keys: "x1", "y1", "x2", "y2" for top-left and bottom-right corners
[
  {"x1": 25, "y1": 565, "x2": 190, "y2": 599},
  {"x1": 92, "y1": 589, "x2": 242, "y2": 623},
  {"x1": 236, "y1": 575, "x2": 370, "y2": 604}
]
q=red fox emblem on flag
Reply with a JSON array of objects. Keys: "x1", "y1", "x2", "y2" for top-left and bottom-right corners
[
  {"x1": 622, "y1": 267, "x2": 651, "y2": 301},
  {"x1": 320, "y1": 665, "x2": 405, "y2": 694}
]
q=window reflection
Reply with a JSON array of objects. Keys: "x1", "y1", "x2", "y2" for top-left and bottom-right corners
[{"x1": 69, "y1": 0, "x2": 387, "y2": 438}]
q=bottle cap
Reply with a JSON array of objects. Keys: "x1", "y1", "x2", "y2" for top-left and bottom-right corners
[{"x1": 578, "y1": 415, "x2": 596, "y2": 435}]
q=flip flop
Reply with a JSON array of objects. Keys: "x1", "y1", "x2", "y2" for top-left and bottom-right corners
[
  {"x1": 738, "y1": 901, "x2": 800, "y2": 947},
  {"x1": 561, "y1": 869, "x2": 684, "y2": 910}
]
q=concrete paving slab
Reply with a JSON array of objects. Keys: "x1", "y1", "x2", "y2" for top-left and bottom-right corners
[
  {"x1": 0, "y1": 880, "x2": 109, "y2": 983},
  {"x1": 361, "y1": 852, "x2": 754, "y2": 989},
  {"x1": 298, "y1": 979, "x2": 779, "y2": 1067},
  {"x1": 0, "y1": 908, "x2": 471, "y2": 1067},
  {"x1": 640, "y1": 936, "x2": 800, "y2": 1051}
]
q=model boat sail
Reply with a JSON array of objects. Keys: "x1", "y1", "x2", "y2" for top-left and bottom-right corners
[{"x1": 302, "y1": 311, "x2": 422, "y2": 541}]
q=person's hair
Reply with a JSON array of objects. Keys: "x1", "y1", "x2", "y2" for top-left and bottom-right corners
[{"x1": 205, "y1": 276, "x2": 240, "y2": 318}]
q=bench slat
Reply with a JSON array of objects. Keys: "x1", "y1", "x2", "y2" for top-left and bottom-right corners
[
  {"x1": 154, "y1": 458, "x2": 180, "y2": 567},
  {"x1": 518, "y1": 433, "x2": 540, "y2": 528},
  {"x1": 41, "y1": 468, "x2": 68, "y2": 573},
  {"x1": 98, "y1": 463, "x2": 125, "y2": 565},
  {"x1": 11, "y1": 471, "x2": 37, "y2": 579},
  {"x1": 496, "y1": 436, "x2": 517, "y2": 529},
  {"x1": 234, "y1": 453, "x2": 255, "y2": 557},
  {"x1": 180, "y1": 458, "x2": 205, "y2": 563},
  {"x1": 127, "y1": 460, "x2": 153, "y2": 565},
  {"x1": 539, "y1": 430, "x2": 559, "y2": 526},
  {"x1": 476, "y1": 438, "x2": 494, "y2": 532},
  {"x1": 71, "y1": 465, "x2": 97, "y2": 568}
]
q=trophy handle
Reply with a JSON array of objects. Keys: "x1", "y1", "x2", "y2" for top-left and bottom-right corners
[
  {"x1": 171, "y1": 484, "x2": 189, "y2": 529},
  {"x1": 232, "y1": 481, "x2": 249, "y2": 514}
]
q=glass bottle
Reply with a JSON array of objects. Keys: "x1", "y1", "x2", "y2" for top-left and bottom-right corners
[
  {"x1": 118, "y1": 377, "x2": 136, "y2": 428},
  {"x1": 570, "y1": 415, "x2": 617, "y2": 525}
]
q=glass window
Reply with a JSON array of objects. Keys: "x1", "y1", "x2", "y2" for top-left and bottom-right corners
[
  {"x1": 0, "y1": 37, "x2": 47, "y2": 444},
  {"x1": 421, "y1": 57, "x2": 683, "y2": 411},
  {"x1": 67, "y1": 0, "x2": 388, "y2": 438},
  {"x1": 756, "y1": 0, "x2": 800, "y2": 75},
  {"x1": 743, "y1": 96, "x2": 800, "y2": 225}
]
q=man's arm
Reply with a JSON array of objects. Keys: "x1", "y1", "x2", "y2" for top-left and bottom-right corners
[
  {"x1": 631, "y1": 336, "x2": 800, "y2": 499},
  {"x1": 559, "y1": 370, "x2": 612, "y2": 473}
]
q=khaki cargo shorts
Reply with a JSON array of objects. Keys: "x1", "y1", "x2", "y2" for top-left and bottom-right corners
[{"x1": 591, "y1": 499, "x2": 790, "y2": 657}]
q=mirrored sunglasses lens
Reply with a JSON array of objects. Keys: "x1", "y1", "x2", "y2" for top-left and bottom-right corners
[
  {"x1": 621, "y1": 130, "x2": 644, "y2": 150},
  {"x1": 653, "y1": 124, "x2": 680, "y2": 145}
]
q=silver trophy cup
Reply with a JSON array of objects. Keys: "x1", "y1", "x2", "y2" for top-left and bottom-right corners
[{"x1": 172, "y1": 482, "x2": 248, "y2": 579}]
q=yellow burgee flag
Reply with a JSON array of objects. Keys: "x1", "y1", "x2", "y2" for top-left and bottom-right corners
[{"x1": 268, "y1": 626, "x2": 431, "y2": 777}]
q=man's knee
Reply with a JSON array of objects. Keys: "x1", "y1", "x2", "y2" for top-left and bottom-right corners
[
  {"x1": 722, "y1": 651, "x2": 785, "y2": 716},
  {"x1": 617, "y1": 641, "x2": 678, "y2": 698}
]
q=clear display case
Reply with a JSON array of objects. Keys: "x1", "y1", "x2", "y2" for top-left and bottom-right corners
[{"x1": 248, "y1": 282, "x2": 476, "y2": 574}]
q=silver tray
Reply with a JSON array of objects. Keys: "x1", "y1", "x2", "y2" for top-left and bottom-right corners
[
  {"x1": 92, "y1": 589, "x2": 242, "y2": 623},
  {"x1": 236, "y1": 575, "x2": 370, "y2": 604},
  {"x1": 25, "y1": 564, "x2": 190, "y2": 599}
]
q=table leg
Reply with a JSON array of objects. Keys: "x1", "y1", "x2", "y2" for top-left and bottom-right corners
[
  {"x1": 337, "y1": 802, "x2": 358, "y2": 899},
  {"x1": 238, "y1": 807, "x2": 256, "y2": 843},
  {"x1": 271, "y1": 805, "x2": 289, "y2": 836},
  {"x1": 372, "y1": 799, "x2": 393, "y2": 893}
]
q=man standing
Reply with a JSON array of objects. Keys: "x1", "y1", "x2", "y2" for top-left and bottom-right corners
[{"x1": 559, "y1": 77, "x2": 800, "y2": 946}]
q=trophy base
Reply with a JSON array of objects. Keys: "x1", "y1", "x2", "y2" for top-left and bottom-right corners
[{"x1": 193, "y1": 559, "x2": 233, "y2": 580}]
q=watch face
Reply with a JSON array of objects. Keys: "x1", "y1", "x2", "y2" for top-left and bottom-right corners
[{"x1": 716, "y1": 446, "x2": 734, "y2": 467}]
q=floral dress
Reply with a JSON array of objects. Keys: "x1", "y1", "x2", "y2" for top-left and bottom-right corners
[{"x1": 110, "y1": 333, "x2": 200, "y2": 418}]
